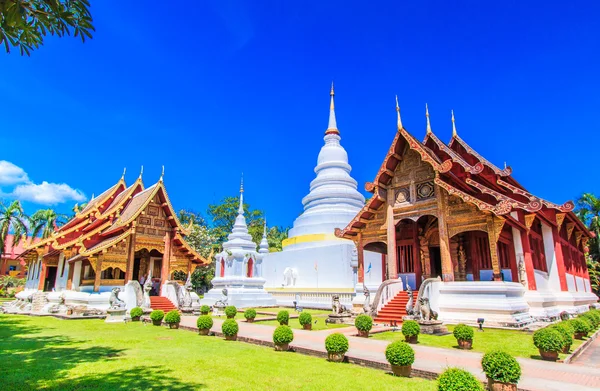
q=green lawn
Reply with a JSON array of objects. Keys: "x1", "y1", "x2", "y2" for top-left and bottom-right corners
[
  {"x1": 371, "y1": 325, "x2": 584, "y2": 360},
  {"x1": 0, "y1": 297, "x2": 14, "y2": 303},
  {"x1": 253, "y1": 306, "x2": 331, "y2": 315},
  {"x1": 253, "y1": 315, "x2": 350, "y2": 330},
  {"x1": 0, "y1": 314, "x2": 435, "y2": 391}
]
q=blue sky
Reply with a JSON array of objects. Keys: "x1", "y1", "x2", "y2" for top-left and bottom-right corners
[{"x1": 1, "y1": 1, "x2": 599, "y2": 228}]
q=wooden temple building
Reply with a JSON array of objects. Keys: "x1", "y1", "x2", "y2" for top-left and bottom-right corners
[{"x1": 21, "y1": 170, "x2": 208, "y2": 295}]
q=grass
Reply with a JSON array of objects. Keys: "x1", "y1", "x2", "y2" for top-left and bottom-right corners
[
  {"x1": 0, "y1": 314, "x2": 435, "y2": 391},
  {"x1": 0, "y1": 297, "x2": 14, "y2": 303},
  {"x1": 253, "y1": 306, "x2": 331, "y2": 315},
  {"x1": 371, "y1": 324, "x2": 584, "y2": 360},
  {"x1": 253, "y1": 315, "x2": 350, "y2": 330}
]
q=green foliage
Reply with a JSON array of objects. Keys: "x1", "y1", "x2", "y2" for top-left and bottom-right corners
[
  {"x1": 0, "y1": 275, "x2": 26, "y2": 288},
  {"x1": 570, "y1": 318, "x2": 592, "y2": 334},
  {"x1": 402, "y1": 320, "x2": 421, "y2": 337},
  {"x1": 481, "y1": 351, "x2": 521, "y2": 384},
  {"x1": 354, "y1": 314, "x2": 373, "y2": 332},
  {"x1": 533, "y1": 328, "x2": 564, "y2": 352},
  {"x1": 277, "y1": 310, "x2": 289, "y2": 325},
  {"x1": 385, "y1": 341, "x2": 415, "y2": 366},
  {"x1": 298, "y1": 312, "x2": 312, "y2": 326},
  {"x1": 437, "y1": 368, "x2": 484, "y2": 391},
  {"x1": 452, "y1": 324, "x2": 474, "y2": 341},
  {"x1": 549, "y1": 324, "x2": 573, "y2": 349},
  {"x1": 221, "y1": 319, "x2": 239, "y2": 336},
  {"x1": 200, "y1": 305, "x2": 210, "y2": 314},
  {"x1": 0, "y1": 0, "x2": 94, "y2": 55},
  {"x1": 196, "y1": 315, "x2": 213, "y2": 330},
  {"x1": 244, "y1": 308, "x2": 257, "y2": 320},
  {"x1": 130, "y1": 307, "x2": 143, "y2": 318},
  {"x1": 164, "y1": 310, "x2": 181, "y2": 324},
  {"x1": 576, "y1": 193, "x2": 600, "y2": 295},
  {"x1": 325, "y1": 333, "x2": 349, "y2": 354},
  {"x1": 225, "y1": 306, "x2": 237, "y2": 318},
  {"x1": 272, "y1": 325, "x2": 294, "y2": 344},
  {"x1": 579, "y1": 311, "x2": 600, "y2": 329},
  {"x1": 0, "y1": 200, "x2": 29, "y2": 259},
  {"x1": 150, "y1": 310, "x2": 164, "y2": 322},
  {"x1": 30, "y1": 209, "x2": 67, "y2": 239}
]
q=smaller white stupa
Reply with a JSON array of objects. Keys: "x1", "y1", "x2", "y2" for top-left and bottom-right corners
[{"x1": 200, "y1": 180, "x2": 276, "y2": 308}]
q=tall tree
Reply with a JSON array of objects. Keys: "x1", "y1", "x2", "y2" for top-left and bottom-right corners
[
  {"x1": 576, "y1": 192, "x2": 600, "y2": 294},
  {"x1": 30, "y1": 209, "x2": 68, "y2": 239},
  {"x1": 207, "y1": 196, "x2": 263, "y2": 247},
  {"x1": 0, "y1": 0, "x2": 94, "y2": 55},
  {"x1": 0, "y1": 200, "x2": 29, "y2": 257}
]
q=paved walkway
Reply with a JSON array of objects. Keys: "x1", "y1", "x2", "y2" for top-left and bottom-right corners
[
  {"x1": 180, "y1": 316, "x2": 600, "y2": 391},
  {"x1": 573, "y1": 335, "x2": 600, "y2": 369}
]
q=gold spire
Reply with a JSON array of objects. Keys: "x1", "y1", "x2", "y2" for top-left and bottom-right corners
[
  {"x1": 451, "y1": 110, "x2": 457, "y2": 137},
  {"x1": 326, "y1": 82, "x2": 339, "y2": 134},
  {"x1": 426, "y1": 103, "x2": 432, "y2": 134},
  {"x1": 395, "y1": 95, "x2": 403, "y2": 130},
  {"x1": 121, "y1": 167, "x2": 126, "y2": 180},
  {"x1": 240, "y1": 173, "x2": 244, "y2": 193},
  {"x1": 138, "y1": 165, "x2": 144, "y2": 179}
]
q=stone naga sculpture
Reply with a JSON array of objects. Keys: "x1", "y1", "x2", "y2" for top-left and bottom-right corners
[
  {"x1": 180, "y1": 272, "x2": 193, "y2": 308},
  {"x1": 362, "y1": 284, "x2": 371, "y2": 314},
  {"x1": 142, "y1": 273, "x2": 152, "y2": 309},
  {"x1": 405, "y1": 284, "x2": 414, "y2": 316}
]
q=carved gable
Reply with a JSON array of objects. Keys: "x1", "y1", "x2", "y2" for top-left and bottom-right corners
[
  {"x1": 391, "y1": 149, "x2": 436, "y2": 207},
  {"x1": 136, "y1": 194, "x2": 169, "y2": 238}
]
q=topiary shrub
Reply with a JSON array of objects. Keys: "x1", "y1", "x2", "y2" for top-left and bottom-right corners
[
  {"x1": 244, "y1": 308, "x2": 257, "y2": 322},
  {"x1": 164, "y1": 310, "x2": 181, "y2": 328},
  {"x1": 354, "y1": 314, "x2": 373, "y2": 337},
  {"x1": 150, "y1": 310, "x2": 164, "y2": 326},
  {"x1": 298, "y1": 312, "x2": 312, "y2": 329},
  {"x1": 579, "y1": 312, "x2": 599, "y2": 329},
  {"x1": 570, "y1": 318, "x2": 592, "y2": 339},
  {"x1": 130, "y1": 307, "x2": 143, "y2": 320},
  {"x1": 550, "y1": 324, "x2": 574, "y2": 353},
  {"x1": 385, "y1": 341, "x2": 415, "y2": 372},
  {"x1": 401, "y1": 320, "x2": 420, "y2": 343},
  {"x1": 481, "y1": 350, "x2": 521, "y2": 385},
  {"x1": 325, "y1": 333, "x2": 349, "y2": 362},
  {"x1": 437, "y1": 368, "x2": 484, "y2": 391},
  {"x1": 200, "y1": 305, "x2": 210, "y2": 315},
  {"x1": 196, "y1": 315, "x2": 213, "y2": 334},
  {"x1": 225, "y1": 306, "x2": 237, "y2": 319},
  {"x1": 453, "y1": 324, "x2": 474, "y2": 349},
  {"x1": 222, "y1": 319, "x2": 239, "y2": 340},
  {"x1": 533, "y1": 327, "x2": 564, "y2": 361},
  {"x1": 273, "y1": 325, "x2": 294, "y2": 350},
  {"x1": 587, "y1": 310, "x2": 600, "y2": 327},
  {"x1": 277, "y1": 310, "x2": 289, "y2": 325}
]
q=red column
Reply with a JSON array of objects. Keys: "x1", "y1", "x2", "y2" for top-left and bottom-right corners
[
  {"x1": 551, "y1": 226, "x2": 568, "y2": 291},
  {"x1": 519, "y1": 230, "x2": 537, "y2": 290},
  {"x1": 0, "y1": 258, "x2": 7, "y2": 275}
]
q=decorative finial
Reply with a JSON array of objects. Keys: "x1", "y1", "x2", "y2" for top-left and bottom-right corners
[
  {"x1": 91, "y1": 193, "x2": 95, "y2": 200},
  {"x1": 263, "y1": 218, "x2": 267, "y2": 236},
  {"x1": 504, "y1": 161, "x2": 507, "y2": 170},
  {"x1": 121, "y1": 167, "x2": 126, "y2": 180},
  {"x1": 240, "y1": 173, "x2": 244, "y2": 194},
  {"x1": 326, "y1": 83, "x2": 339, "y2": 135},
  {"x1": 160, "y1": 165, "x2": 164, "y2": 181},
  {"x1": 330, "y1": 81, "x2": 335, "y2": 98},
  {"x1": 425, "y1": 103, "x2": 432, "y2": 134},
  {"x1": 451, "y1": 110, "x2": 457, "y2": 137},
  {"x1": 238, "y1": 175, "x2": 244, "y2": 215},
  {"x1": 139, "y1": 165, "x2": 144, "y2": 179},
  {"x1": 395, "y1": 95, "x2": 403, "y2": 130}
]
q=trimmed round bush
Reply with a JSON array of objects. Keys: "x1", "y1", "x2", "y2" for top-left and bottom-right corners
[
  {"x1": 437, "y1": 368, "x2": 484, "y2": 391},
  {"x1": 587, "y1": 310, "x2": 600, "y2": 327},
  {"x1": 579, "y1": 312, "x2": 599, "y2": 329},
  {"x1": 277, "y1": 310, "x2": 290, "y2": 325},
  {"x1": 196, "y1": 315, "x2": 213, "y2": 330},
  {"x1": 453, "y1": 324, "x2": 474, "y2": 341},
  {"x1": 200, "y1": 305, "x2": 210, "y2": 314},
  {"x1": 533, "y1": 327, "x2": 564, "y2": 353},
  {"x1": 225, "y1": 306, "x2": 237, "y2": 318},
  {"x1": 550, "y1": 324, "x2": 573, "y2": 349},
  {"x1": 481, "y1": 350, "x2": 521, "y2": 384},
  {"x1": 325, "y1": 333, "x2": 349, "y2": 354},
  {"x1": 402, "y1": 320, "x2": 421, "y2": 337},
  {"x1": 164, "y1": 310, "x2": 181, "y2": 324},
  {"x1": 244, "y1": 308, "x2": 257, "y2": 320},
  {"x1": 298, "y1": 312, "x2": 312, "y2": 326},
  {"x1": 385, "y1": 341, "x2": 415, "y2": 366},
  {"x1": 150, "y1": 310, "x2": 164, "y2": 322},
  {"x1": 130, "y1": 307, "x2": 143, "y2": 318},
  {"x1": 571, "y1": 318, "x2": 592, "y2": 335},
  {"x1": 273, "y1": 325, "x2": 294, "y2": 344},
  {"x1": 221, "y1": 319, "x2": 239, "y2": 336},
  {"x1": 355, "y1": 314, "x2": 373, "y2": 332}
]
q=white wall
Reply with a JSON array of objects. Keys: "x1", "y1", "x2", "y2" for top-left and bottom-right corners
[
  {"x1": 541, "y1": 223, "x2": 561, "y2": 292},
  {"x1": 72, "y1": 261, "x2": 82, "y2": 290}
]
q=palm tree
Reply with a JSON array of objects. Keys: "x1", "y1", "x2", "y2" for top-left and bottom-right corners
[
  {"x1": 30, "y1": 209, "x2": 68, "y2": 240},
  {"x1": 0, "y1": 200, "x2": 29, "y2": 260},
  {"x1": 576, "y1": 193, "x2": 600, "y2": 295}
]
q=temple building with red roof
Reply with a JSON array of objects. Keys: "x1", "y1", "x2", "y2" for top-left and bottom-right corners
[{"x1": 336, "y1": 100, "x2": 598, "y2": 325}]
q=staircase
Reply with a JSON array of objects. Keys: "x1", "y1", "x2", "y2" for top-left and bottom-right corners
[
  {"x1": 149, "y1": 296, "x2": 177, "y2": 312},
  {"x1": 374, "y1": 291, "x2": 409, "y2": 324}
]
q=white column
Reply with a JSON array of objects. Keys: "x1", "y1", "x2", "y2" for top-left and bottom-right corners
[
  {"x1": 149, "y1": 258, "x2": 155, "y2": 278},
  {"x1": 541, "y1": 222, "x2": 560, "y2": 292},
  {"x1": 72, "y1": 261, "x2": 82, "y2": 290}
]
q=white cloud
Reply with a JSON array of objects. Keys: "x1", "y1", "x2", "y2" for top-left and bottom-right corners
[
  {"x1": 0, "y1": 161, "x2": 86, "y2": 205},
  {"x1": 0, "y1": 160, "x2": 29, "y2": 185}
]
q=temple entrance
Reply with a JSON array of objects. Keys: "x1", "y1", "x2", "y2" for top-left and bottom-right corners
[
  {"x1": 132, "y1": 258, "x2": 141, "y2": 281},
  {"x1": 429, "y1": 246, "x2": 442, "y2": 279},
  {"x1": 133, "y1": 249, "x2": 163, "y2": 296},
  {"x1": 43, "y1": 266, "x2": 57, "y2": 292}
]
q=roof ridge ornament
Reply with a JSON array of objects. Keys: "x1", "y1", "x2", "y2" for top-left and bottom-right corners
[
  {"x1": 160, "y1": 165, "x2": 164, "y2": 182},
  {"x1": 451, "y1": 110, "x2": 457, "y2": 137},
  {"x1": 121, "y1": 167, "x2": 126, "y2": 180},
  {"x1": 426, "y1": 103, "x2": 432, "y2": 134},
  {"x1": 139, "y1": 165, "x2": 144, "y2": 180},
  {"x1": 395, "y1": 95, "x2": 403, "y2": 130},
  {"x1": 326, "y1": 82, "x2": 339, "y2": 135}
]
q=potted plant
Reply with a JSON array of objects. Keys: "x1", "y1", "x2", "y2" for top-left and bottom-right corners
[
  {"x1": 273, "y1": 325, "x2": 294, "y2": 351},
  {"x1": 579, "y1": 312, "x2": 599, "y2": 329},
  {"x1": 165, "y1": 310, "x2": 181, "y2": 329},
  {"x1": 402, "y1": 320, "x2": 421, "y2": 344},
  {"x1": 453, "y1": 324, "x2": 474, "y2": 349},
  {"x1": 481, "y1": 350, "x2": 521, "y2": 391},
  {"x1": 325, "y1": 333, "x2": 349, "y2": 362},
  {"x1": 385, "y1": 341, "x2": 415, "y2": 377},
  {"x1": 222, "y1": 319, "x2": 239, "y2": 341},
  {"x1": 277, "y1": 310, "x2": 289, "y2": 326},
  {"x1": 244, "y1": 308, "x2": 257, "y2": 323},
  {"x1": 225, "y1": 305, "x2": 237, "y2": 319},
  {"x1": 200, "y1": 305, "x2": 210, "y2": 315},
  {"x1": 299, "y1": 312, "x2": 313, "y2": 330},
  {"x1": 196, "y1": 315, "x2": 213, "y2": 335},
  {"x1": 355, "y1": 314, "x2": 373, "y2": 338},
  {"x1": 438, "y1": 368, "x2": 484, "y2": 391},
  {"x1": 570, "y1": 318, "x2": 592, "y2": 340},
  {"x1": 130, "y1": 307, "x2": 143, "y2": 322},
  {"x1": 150, "y1": 310, "x2": 164, "y2": 326},
  {"x1": 550, "y1": 322, "x2": 574, "y2": 354},
  {"x1": 533, "y1": 327, "x2": 564, "y2": 361}
]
